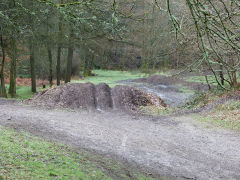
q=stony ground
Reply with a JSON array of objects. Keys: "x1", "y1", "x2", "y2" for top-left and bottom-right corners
[{"x1": 1, "y1": 99, "x2": 240, "y2": 180}]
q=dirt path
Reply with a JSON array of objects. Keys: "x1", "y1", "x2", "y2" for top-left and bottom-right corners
[{"x1": 0, "y1": 100, "x2": 240, "y2": 179}]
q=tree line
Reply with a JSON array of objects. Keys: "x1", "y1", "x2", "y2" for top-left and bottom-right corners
[
  {"x1": 0, "y1": 0, "x2": 239, "y2": 98},
  {"x1": 0, "y1": 0, "x2": 128, "y2": 97}
]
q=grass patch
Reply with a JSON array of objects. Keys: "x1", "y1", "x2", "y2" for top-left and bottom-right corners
[
  {"x1": 183, "y1": 73, "x2": 240, "y2": 87},
  {"x1": 15, "y1": 86, "x2": 35, "y2": 100},
  {"x1": 0, "y1": 126, "x2": 153, "y2": 180},
  {"x1": 183, "y1": 88, "x2": 229, "y2": 109},
  {"x1": 185, "y1": 88, "x2": 240, "y2": 130},
  {"x1": 177, "y1": 84, "x2": 195, "y2": 94},
  {"x1": 194, "y1": 108, "x2": 240, "y2": 130},
  {"x1": 72, "y1": 70, "x2": 148, "y2": 87},
  {"x1": 203, "y1": 101, "x2": 240, "y2": 130},
  {"x1": 183, "y1": 75, "x2": 218, "y2": 86},
  {"x1": 4, "y1": 85, "x2": 45, "y2": 100},
  {"x1": 140, "y1": 106, "x2": 175, "y2": 116}
]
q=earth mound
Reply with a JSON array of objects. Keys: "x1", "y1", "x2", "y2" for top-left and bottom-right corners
[
  {"x1": 112, "y1": 85, "x2": 166, "y2": 111},
  {"x1": 26, "y1": 83, "x2": 166, "y2": 111}
]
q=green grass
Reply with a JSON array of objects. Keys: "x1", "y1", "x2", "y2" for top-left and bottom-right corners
[
  {"x1": 183, "y1": 88, "x2": 230, "y2": 109},
  {"x1": 5, "y1": 85, "x2": 44, "y2": 100},
  {"x1": 184, "y1": 88, "x2": 240, "y2": 130},
  {"x1": 72, "y1": 70, "x2": 148, "y2": 87},
  {"x1": 177, "y1": 84, "x2": 195, "y2": 94},
  {"x1": 183, "y1": 73, "x2": 240, "y2": 87},
  {"x1": 0, "y1": 126, "x2": 153, "y2": 180},
  {"x1": 15, "y1": 86, "x2": 35, "y2": 100},
  {"x1": 203, "y1": 101, "x2": 240, "y2": 130},
  {"x1": 183, "y1": 75, "x2": 218, "y2": 86},
  {"x1": 193, "y1": 111, "x2": 240, "y2": 130}
]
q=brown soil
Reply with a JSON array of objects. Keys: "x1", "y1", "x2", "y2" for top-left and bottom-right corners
[{"x1": 26, "y1": 83, "x2": 166, "y2": 112}]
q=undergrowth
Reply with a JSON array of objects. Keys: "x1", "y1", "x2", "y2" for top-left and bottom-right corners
[
  {"x1": 183, "y1": 88, "x2": 228, "y2": 109},
  {"x1": 184, "y1": 88, "x2": 240, "y2": 130}
]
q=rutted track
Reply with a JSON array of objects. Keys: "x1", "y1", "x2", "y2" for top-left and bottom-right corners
[{"x1": 0, "y1": 100, "x2": 240, "y2": 179}]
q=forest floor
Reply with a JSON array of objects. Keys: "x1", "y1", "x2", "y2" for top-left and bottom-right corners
[{"x1": 1, "y1": 71, "x2": 240, "y2": 179}]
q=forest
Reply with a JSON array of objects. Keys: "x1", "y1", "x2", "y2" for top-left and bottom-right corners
[
  {"x1": 0, "y1": 0, "x2": 238, "y2": 98},
  {"x1": 0, "y1": 0, "x2": 240, "y2": 179}
]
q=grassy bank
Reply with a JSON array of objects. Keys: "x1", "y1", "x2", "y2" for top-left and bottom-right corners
[
  {"x1": 185, "y1": 89, "x2": 240, "y2": 130},
  {"x1": 0, "y1": 126, "x2": 153, "y2": 180}
]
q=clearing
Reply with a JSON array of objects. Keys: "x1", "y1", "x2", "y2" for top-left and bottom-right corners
[{"x1": 1, "y1": 72, "x2": 240, "y2": 179}]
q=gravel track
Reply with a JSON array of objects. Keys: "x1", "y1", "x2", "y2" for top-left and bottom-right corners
[{"x1": 1, "y1": 100, "x2": 240, "y2": 179}]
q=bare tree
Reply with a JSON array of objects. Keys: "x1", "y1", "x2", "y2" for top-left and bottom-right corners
[{"x1": 167, "y1": 0, "x2": 240, "y2": 89}]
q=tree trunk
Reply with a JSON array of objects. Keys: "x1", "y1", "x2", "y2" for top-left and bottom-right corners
[
  {"x1": 230, "y1": 58, "x2": 238, "y2": 88},
  {"x1": 65, "y1": 29, "x2": 74, "y2": 83},
  {"x1": 56, "y1": 47, "x2": 61, "y2": 85},
  {"x1": 56, "y1": 0, "x2": 63, "y2": 86},
  {"x1": 9, "y1": 38, "x2": 17, "y2": 97},
  {"x1": 29, "y1": 40, "x2": 36, "y2": 93},
  {"x1": 0, "y1": 36, "x2": 7, "y2": 98},
  {"x1": 83, "y1": 56, "x2": 89, "y2": 77},
  {"x1": 219, "y1": 64, "x2": 224, "y2": 86},
  {"x1": 83, "y1": 54, "x2": 93, "y2": 77},
  {"x1": 47, "y1": 46, "x2": 53, "y2": 87},
  {"x1": 232, "y1": 71, "x2": 238, "y2": 88}
]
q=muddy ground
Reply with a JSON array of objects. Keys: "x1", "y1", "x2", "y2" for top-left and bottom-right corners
[
  {"x1": 0, "y1": 75, "x2": 240, "y2": 179},
  {"x1": 0, "y1": 104, "x2": 240, "y2": 179},
  {"x1": 118, "y1": 74, "x2": 209, "y2": 107}
]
